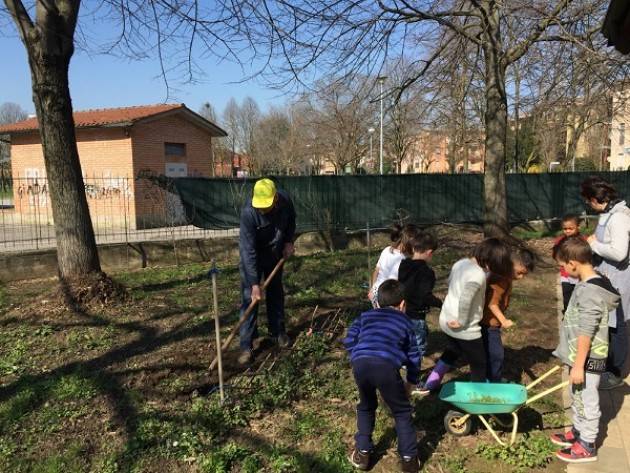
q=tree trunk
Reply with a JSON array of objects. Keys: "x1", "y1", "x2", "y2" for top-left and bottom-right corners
[
  {"x1": 7, "y1": 0, "x2": 104, "y2": 284},
  {"x1": 29, "y1": 56, "x2": 102, "y2": 280},
  {"x1": 481, "y1": 10, "x2": 510, "y2": 239}
]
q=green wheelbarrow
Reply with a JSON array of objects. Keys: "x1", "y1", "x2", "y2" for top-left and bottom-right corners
[{"x1": 438, "y1": 365, "x2": 568, "y2": 446}]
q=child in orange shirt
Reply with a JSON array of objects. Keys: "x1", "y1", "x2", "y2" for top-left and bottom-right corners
[
  {"x1": 553, "y1": 215, "x2": 583, "y2": 312},
  {"x1": 481, "y1": 248, "x2": 535, "y2": 382}
]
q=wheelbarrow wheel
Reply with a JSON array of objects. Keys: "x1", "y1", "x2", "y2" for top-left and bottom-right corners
[{"x1": 444, "y1": 410, "x2": 472, "y2": 436}]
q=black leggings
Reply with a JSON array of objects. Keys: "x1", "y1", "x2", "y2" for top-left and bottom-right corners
[{"x1": 439, "y1": 335, "x2": 487, "y2": 382}]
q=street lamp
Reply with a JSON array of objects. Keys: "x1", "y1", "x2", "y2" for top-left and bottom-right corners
[
  {"x1": 548, "y1": 161, "x2": 561, "y2": 173},
  {"x1": 368, "y1": 127, "x2": 375, "y2": 170},
  {"x1": 377, "y1": 76, "x2": 387, "y2": 174}
]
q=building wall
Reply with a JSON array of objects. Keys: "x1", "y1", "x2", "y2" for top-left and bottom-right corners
[
  {"x1": 131, "y1": 113, "x2": 214, "y2": 228},
  {"x1": 10, "y1": 128, "x2": 135, "y2": 227},
  {"x1": 8, "y1": 113, "x2": 217, "y2": 229},
  {"x1": 609, "y1": 93, "x2": 630, "y2": 171},
  {"x1": 402, "y1": 131, "x2": 484, "y2": 174}
]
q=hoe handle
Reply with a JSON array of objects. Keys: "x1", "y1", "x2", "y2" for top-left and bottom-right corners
[{"x1": 209, "y1": 258, "x2": 286, "y2": 372}]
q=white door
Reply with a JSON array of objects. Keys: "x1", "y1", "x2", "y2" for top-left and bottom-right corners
[{"x1": 164, "y1": 163, "x2": 187, "y2": 224}]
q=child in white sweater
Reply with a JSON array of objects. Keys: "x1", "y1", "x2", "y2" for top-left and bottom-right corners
[
  {"x1": 368, "y1": 223, "x2": 417, "y2": 307},
  {"x1": 417, "y1": 238, "x2": 513, "y2": 395}
]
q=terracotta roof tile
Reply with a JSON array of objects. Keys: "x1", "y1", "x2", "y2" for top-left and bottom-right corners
[{"x1": 0, "y1": 103, "x2": 184, "y2": 134}]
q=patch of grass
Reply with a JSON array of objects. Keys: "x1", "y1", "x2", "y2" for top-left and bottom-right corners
[
  {"x1": 52, "y1": 373, "x2": 98, "y2": 400},
  {"x1": 439, "y1": 453, "x2": 468, "y2": 473},
  {"x1": 476, "y1": 433, "x2": 556, "y2": 472},
  {"x1": 30, "y1": 442, "x2": 87, "y2": 473},
  {"x1": 197, "y1": 442, "x2": 251, "y2": 473},
  {"x1": 0, "y1": 333, "x2": 30, "y2": 376},
  {"x1": 291, "y1": 409, "x2": 324, "y2": 441},
  {"x1": 66, "y1": 326, "x2": 116, "y2": 351}
]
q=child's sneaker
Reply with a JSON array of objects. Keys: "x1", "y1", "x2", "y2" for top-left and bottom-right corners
[
  {"x1": 550, "y1": 428, "x2": 579, "y2": 447},
  {"x1": 556, "y1": 439, "x2": 597, "y2": 463},
  {"x1": 400, "y1": 455, "x2": 420, "y2": 473},
  {"x1": 411, "y1": 383, "x2": 430, "y2": 397},
  {"x1": 347, "y1": 448, "x2": 370, "y2": 470}
]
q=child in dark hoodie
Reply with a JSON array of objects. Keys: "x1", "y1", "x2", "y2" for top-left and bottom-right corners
[
  {"x1": 344, "y1": 279, "x2": 421, "y2": 473},
  {"x1": 551, "y1": 237, "x2": 620, "y2": 464}
]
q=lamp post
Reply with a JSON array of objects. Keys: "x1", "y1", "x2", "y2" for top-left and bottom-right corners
[
  {"x1": 368, "y1": 127, "x2": 375, "y2": 171},
  {"x1": 549, "y1": 161, "x2": 561, "y2": 173},
  {"x1": 377, "y1": 76, "x2": 387, "y2": 174}
]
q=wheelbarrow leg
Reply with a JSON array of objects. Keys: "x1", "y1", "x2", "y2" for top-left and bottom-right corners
[
  {"x1": 487, "y1": 412, "x2": 519, "y2": 446},
  {"x1": 452, "y1": 413, "x2": 472, "y2": 429},
  {"x1": 509, "y1": 412, "x2": 519, "y2": 446},
  {"x1": 478, "y1": 412, "x2": 519, "y2": 446}
]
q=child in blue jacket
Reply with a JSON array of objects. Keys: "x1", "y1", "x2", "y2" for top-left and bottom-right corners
[{"x1": 344, "y1": 279, "x2": 421, "y2": 473}]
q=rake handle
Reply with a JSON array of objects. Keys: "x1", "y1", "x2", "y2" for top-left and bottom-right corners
[{"x1": 209, "y1": 257, "x2": 286, "y2": 372}]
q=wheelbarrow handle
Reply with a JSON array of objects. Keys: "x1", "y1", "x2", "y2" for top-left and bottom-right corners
[
  {"x1": 525, "y1": 365, "x2": 560, "y2": 391},
  {"x1": 525, "y1": 380, "x2": 569, "y2": 406}
]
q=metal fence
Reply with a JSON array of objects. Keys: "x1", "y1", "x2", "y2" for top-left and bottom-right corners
[{"x1": 0, "y1": 174, "x2": 236, "y2": 253}]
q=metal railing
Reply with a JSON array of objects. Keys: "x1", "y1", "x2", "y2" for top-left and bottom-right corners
[{"x1": 0, "y1": 174, "x2": 237, "y2": 253}]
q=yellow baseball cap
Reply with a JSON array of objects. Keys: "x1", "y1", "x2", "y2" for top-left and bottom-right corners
[{"x1": 252, "y1": 178, "x2": 277, "y2": 209}]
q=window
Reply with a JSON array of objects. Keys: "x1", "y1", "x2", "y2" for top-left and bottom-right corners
[
  {"x1": 164, "y1": 142, "x2": 186, "y2": 157},
  {"x1": 414, "y1": 161, "x2": 420, "y2": 169},
  {"x1": 619, "y1": 123, "x2": 625, "y2": 147}
]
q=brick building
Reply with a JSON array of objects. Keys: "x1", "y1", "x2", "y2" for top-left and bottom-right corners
[
  {"x1": 402, "y1": 130, "x2": 485, "y2": 174},
  {"x1": 0, "y1": 104, "x2": 227, "y2": 228}
]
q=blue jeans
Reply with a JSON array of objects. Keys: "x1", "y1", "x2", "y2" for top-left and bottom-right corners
[
  {"x1": 238, "y1": 256, "x2": 286, "y2": 351},
  {"x1": 481, "y1": 326, "x2": 503, "y2": 382},
  {"x1": 409, "y1": 318, "x2": 428, "y2": 370},
  {"x1": 352, "y1": 357, "x2": 417, "y2": 458}
]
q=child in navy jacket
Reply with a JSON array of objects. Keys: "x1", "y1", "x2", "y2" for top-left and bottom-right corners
[{"x1": 344, "y1": 279, "x2": 421, "y2": 473}]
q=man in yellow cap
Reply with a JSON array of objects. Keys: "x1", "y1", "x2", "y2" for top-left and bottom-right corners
[{"x1": 238, "y1": 178, "x2": 296, "y2": 364}]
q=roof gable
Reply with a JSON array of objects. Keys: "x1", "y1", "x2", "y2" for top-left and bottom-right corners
[{"x1": 0, "y1": 104, "x2": 227, "y2": 137}]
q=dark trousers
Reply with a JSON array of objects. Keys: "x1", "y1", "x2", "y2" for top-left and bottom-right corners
[
  {"x1": 607, "y1": 304, "x2": 628, "y2": 377},
  {"x1": 561, "y1": 282, "x2": 576, "y2": 313},
  {"x1": 439, "y1": 335, "x2": 487, "y2": 382},
  {"x1": 239, "y1": 255, "x2": 286, "y2": 351},
  {"x1": 481, "y1": 326, "x2": 504, "y2": 382},
  {"x1": 352, "y1": 357, "x2": 417, "y2": 458}
]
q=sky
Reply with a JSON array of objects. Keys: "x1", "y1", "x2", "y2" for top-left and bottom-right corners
[{"x1": 0, "y1": 24, "x2": 287, "y2": 122}]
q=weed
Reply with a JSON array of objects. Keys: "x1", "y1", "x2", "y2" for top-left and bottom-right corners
[
  {"x1": 34, "y1": 325, "x2": 54, "y2": 337},
  {"x1": 267, "y1": 447, "x2": 301, "y2": 473},
  {"x1": 52, "y1": 374, "x2": 97, "y2": 400},
  {"x1": 0, "y1": 329, "x2": 30, "y2": 375},
  {"x1": 198, "y1": 442, "x2": 250, "y2": 473},
  {"x1": 476, "y1": 432, "x2": 556, "y2": 472},
  {"x1": 291, "y1": 409, "x2": 322, "y2": 441},
  {"x1": 439, "y1": 453, "x2": 467, "y2": 473}
]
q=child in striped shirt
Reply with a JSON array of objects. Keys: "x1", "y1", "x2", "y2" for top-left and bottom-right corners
[{"x1": 344, "y1": 279, "x2": 421, "y2": 473}]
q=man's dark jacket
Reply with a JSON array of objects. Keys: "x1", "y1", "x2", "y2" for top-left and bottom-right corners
[{"x1": 239, "y1": 189, "x2": 296, "y2": 287}]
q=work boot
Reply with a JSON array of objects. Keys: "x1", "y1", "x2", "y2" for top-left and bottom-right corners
[
  {"x1": 275, "y1": 333, "x2": 291, "y2": 348},
  {"x1": 400, "y1": 455, "x2": 420, "y2": 473},
  {"x1": 347, "y1": 448, "x2": 370, "y2": 470},
  {"x1": 238, "y1": 350, "x2": 253, "y2": 365}
]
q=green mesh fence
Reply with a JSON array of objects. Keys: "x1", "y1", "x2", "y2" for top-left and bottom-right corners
[{"x1": 172, "y1": 171, "x2": 630, "y2": 231}]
